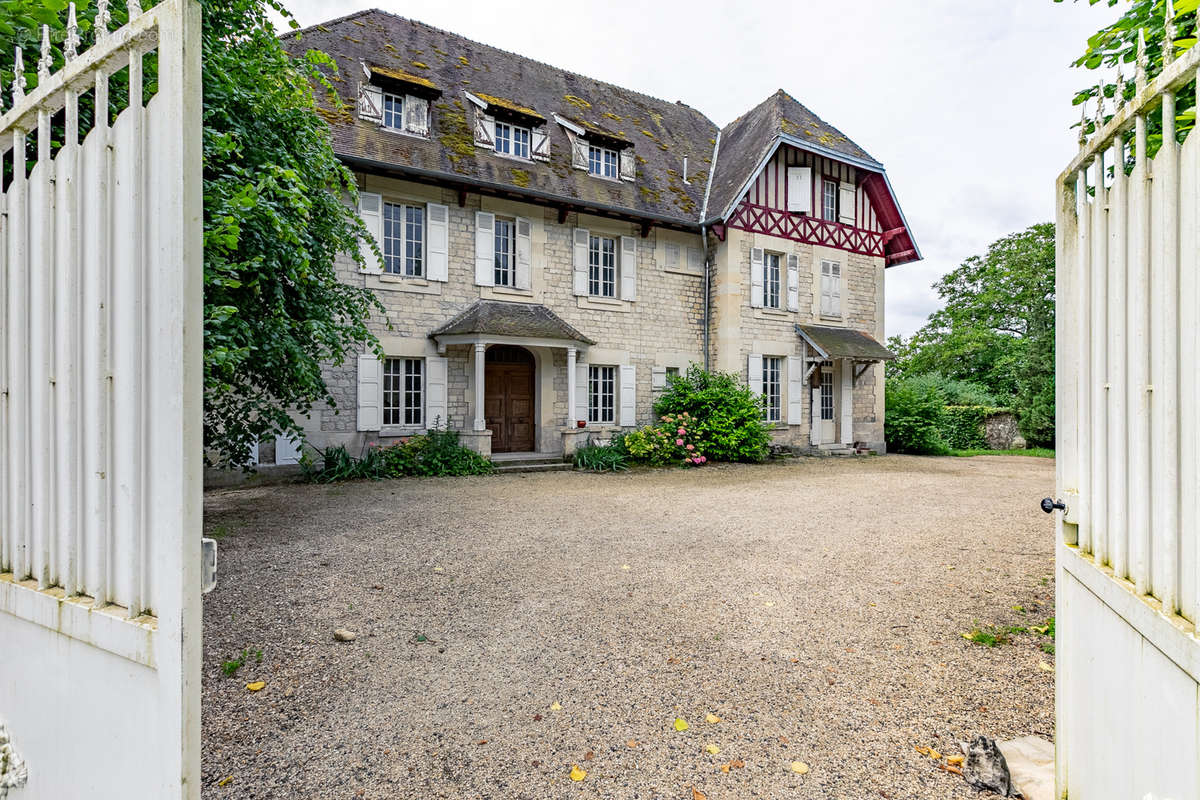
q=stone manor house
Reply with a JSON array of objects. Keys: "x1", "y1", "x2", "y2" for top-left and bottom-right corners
[{"x1": 272, "y1": 10, "x2": 919, "y2": 462}]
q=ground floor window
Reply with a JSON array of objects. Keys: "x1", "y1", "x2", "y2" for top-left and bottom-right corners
[
  {"x1": 384, "y1": 357, "x2": 423, "y2": 426},
  {"x1": 762, "y1": 356, "x2": 782, "y2": 423},
  {"x1": 588, "y1": 365, "x2": 615, "y2": 424}
]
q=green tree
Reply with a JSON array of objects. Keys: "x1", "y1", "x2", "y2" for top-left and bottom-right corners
[
  {"x1": 1, "y1": 0, "x2": 382, "y2": 468},
  {"x1": 890, "y1": 223, "x2": 1056, "y2": 444}
]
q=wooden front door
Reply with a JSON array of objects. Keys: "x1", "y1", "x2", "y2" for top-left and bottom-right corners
[{"x1": 484, "y1": 345, "x2": 536, "y2": 453}]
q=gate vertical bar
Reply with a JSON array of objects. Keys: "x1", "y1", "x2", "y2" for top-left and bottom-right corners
[
  {"x1": 1129, "y1": 110, "x2": 1152, "y2": 595},
  {"x1": 7, "y1": 120, "x2": 29, "y2": 581},
  {"x1": 1090, "y1": 146, "x2": 1109, "y2": 566},
  {"x1": 1077, "y1": 158, "x2": 1093, "y2": 555},
  {"x1": 1108, "y1": 133, "x2": 1129, "y2": 579},
  {"x1": 29, "y1": 66, "x2": 54, "y2": 589}
]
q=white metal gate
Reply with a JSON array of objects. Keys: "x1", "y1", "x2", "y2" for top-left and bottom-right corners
[
  {"x1": 1055, "y1": 17, "x2": 1200, "y2": 800},
  {"x1": 0, "y1": 0, "x2": 202, "y2": 796}
]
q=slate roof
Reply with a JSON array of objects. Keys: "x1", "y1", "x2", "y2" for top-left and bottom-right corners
[
  {"x1": 795, "y1": 324, "x2": 895, "y2": 361},
  {"x1": 430, "y1": 300, "x2": 595, "y2": 345},
  {"x1": 706, "y1": 90, "x2": 882, "y2": 223}
]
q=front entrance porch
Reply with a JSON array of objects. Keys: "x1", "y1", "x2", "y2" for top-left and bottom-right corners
[{"x1": 484, "y1": 345, "x2": 536, "y2": 453}]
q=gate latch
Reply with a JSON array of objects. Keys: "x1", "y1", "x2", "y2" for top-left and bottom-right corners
[
  {"x1": 1041, "y1": 497, "x2": 1067, "y2": 514},
  {"x1": 201, "y1": 538, "x2": 218, "y2": 594}
]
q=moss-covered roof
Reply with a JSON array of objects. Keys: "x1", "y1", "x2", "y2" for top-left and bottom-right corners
[
  {"x1": 369, "y1": 63, "x2": 438, "y2": 91},
  {"x1": 474, "y1": 92, "x2": 545, "y2": 123},
  {"x1": 795, "y1": 324, "x2": 895, "y2": 361}
]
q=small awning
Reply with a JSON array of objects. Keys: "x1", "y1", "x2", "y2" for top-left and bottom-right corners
[
  {"x1": 795, "y1": 324, "x2": 895, "y2": 361},
  {"x1": 430, "y1": 300, "x2": 595, "y2": 350}
]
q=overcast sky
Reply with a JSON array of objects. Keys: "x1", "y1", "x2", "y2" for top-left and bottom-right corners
[{"x1": 279, "y1": 0, "x2": 1120, "y2": 338}]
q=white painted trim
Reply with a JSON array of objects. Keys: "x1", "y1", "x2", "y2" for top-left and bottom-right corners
[
  {"x1": 432, "y1": 333, "x2": 589, "y2": 353},
  {"x1": 552, "y1": 112, "x2": 585, "y2": 136}
]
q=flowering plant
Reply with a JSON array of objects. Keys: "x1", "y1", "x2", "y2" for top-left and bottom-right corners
[{"x1": 617, "y1": 412, "x2": 707, "y2": 467}]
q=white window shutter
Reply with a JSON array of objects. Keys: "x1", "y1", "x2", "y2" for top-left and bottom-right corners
[
  {"x1": 747, "y1": 354, "x2": 763, "y2": 398},
  {"x1": 664, "y1": 243, "x2": 679, "y2": 269},
  {"x1": 810, "y1": 386, "x2": 821, "y2": 445},
  {"x1": 838, "y1": 183, "x2": 856, "y2": 225},
  {"x1": 473, "y1": 108, "x2": 495, "y2": 147},
  {"x1": 358, "y1": 83, "x2": 383, "y2": 124},
  {"x1": 275, "y1": 434, "x2": 303, "y2": 465},
  {"x1": 515, "y1": 217, "x2": 532, "y2": 290},
  {"x1": 830, "y1": 263, "x2": 842, "y2": 316},
  {"x1": 750, "y1": 247, "x2": 765, "y2": 308},
  {"x1": 356, "y1": 354, "x2": 382, "y2": 432},
  {"x1": 405, "y1": 95, "x2": 429, "y2": 136},
  {"x1": 531, "y1": 127, "x2": 550, "y2": 161},
  {"x1": 619, "y1": 365, "x2": 637, "y2": 427},
  {"x1": 426, "y1": 356, "x2": 448, "y2": 429},
  {"x1": 426, "y1": 203, "x2": 449, "y2": 282},
  {"x1": 786, "y1": 166, "x2": 812, "y2": 214},
  {"x1": 651, "y1": 366, "x2": 667, "y2": 391},
  {"x1": 475, "y1": 212, "x2": 495, "y2": 286},
  {"x1": 572, "y1": 228, "x2": 589, "y2": 295},
  {"x1": 820, "y1": 262, "x2": 832, "y2": 316},
  {"x1": 570, "y1": 133, "x2": 589, "y2": 170},
  {"x1": 786, "y1": 356, "x2": 804, "y2": 425},
  {"x1": 358, "y1": 192, "x2": 383, "y2": 274},
  {"x1": 248, "y1": 440, "x2": 260, "y2": 466},
  {"x1": 619, "y1": 149, "x2": 636, "y2": 181},
  {"x1": 786, "y1": 254, "x2": 800, "y2": 312},
  {"x1": 619, "y1": 235, "x2": 637, "y2": 301},
  {"x1": 840, "y1": 361, "x2": 854, "y2": 446},
  {"x1": 687, "y1": 247, "x2": 703, "y2": 272},
  {"x1": 575, "y1": 363, "x2": 589, "y2": 423}
]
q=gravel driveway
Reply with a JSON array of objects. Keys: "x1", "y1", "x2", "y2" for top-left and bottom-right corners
[{"x1": 201, "y1": 454, "x2": 1056, "y2": 799}]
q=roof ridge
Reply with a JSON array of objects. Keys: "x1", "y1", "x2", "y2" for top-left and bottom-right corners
[
  {"x1": 280, "y1": 7, "x2": 376, "y2": 39},
  {"x1": 318, "y1": 9, "x2": 716, "y2": 130}
]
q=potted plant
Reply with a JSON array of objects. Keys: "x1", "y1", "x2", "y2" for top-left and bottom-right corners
[{"x1": 576, "y1": 419, "x2": 586, "y2": 428}]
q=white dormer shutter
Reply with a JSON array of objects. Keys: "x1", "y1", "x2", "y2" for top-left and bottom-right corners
[
  {"x1": 664, "y1": 243, "x2": 680, "y2": 269},
  {"x1": 786, "y1": 253, "x2": 800, "y2": 312},
  {"x1": 619, "y1": 365, "x2": 637, "y2": 427},
  {"x1": 575, "y1": 362, "x2": 589, "y2": 423},
  {"x1": 747, "y1": 353, "x2": 763, "y2": 398},
  {"x1": 473, "y1": 108, "x2": 495, "y2": 147},
  {"x1": 475, "y1": 212, "x2": 495, "y2": 286},
  {"x1": 356, "y1": 354, "x2": 382, "y2": 431},
  {"x1": 750, "y1": 247, "x2": 765, "y2": 308},
  {"x1": 570, "y1": 134, "x2": 589, "y2": 170},
  {"x1": 358, "y1": 192, "x2": 383, "y2": 274},
  {"x1": 358, "y1": 83, "x2": 383, "y2": 124},
  {"x1": 787, "y1": 356, "x2": 804, "y2": 425},
  {"x1": 426, "y1": 203, "x2": 449, "y2": 282},
  {"x1": 515, "y1": 217, "x2": 532, "y2": 290},
  {"x1": 838, "y1": 183, "x2": 856, "y2": 225},
  {"x1": 405, "y1": 95, "x2": 429, "y2": 136},
  {"x1": 619, "y1": 149, "x2": 636, "y2": 181},
  {"x1": 531, "y1": 127, "x2": 550, "y2": 161},
  {"x1": 573, "y1": 228, "x2": 589, "y2": 295},
  {"x1": 786, "y1": 166, "x2": 812, "y2": 214},
  {"x1": 619, "y1": 236, "x2": 637, "y2": 301}
]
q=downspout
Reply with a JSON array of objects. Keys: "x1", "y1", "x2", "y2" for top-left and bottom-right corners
[{"x1": 699, "y1": 130, "x2": 722, "y2": 371}]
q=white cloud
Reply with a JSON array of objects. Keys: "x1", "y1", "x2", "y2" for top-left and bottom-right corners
[{"x1": 278, "y1": 0, "x2": 1120, "y2": 336}]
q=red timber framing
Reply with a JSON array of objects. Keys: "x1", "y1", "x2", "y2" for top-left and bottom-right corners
[{"x1": 725, "y1": 201, "x2": 885, "y2": 258}]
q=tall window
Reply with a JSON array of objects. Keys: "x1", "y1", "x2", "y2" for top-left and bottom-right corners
[
  {"x1": 494, "y1": 217, "x2": 516, "y2": 286},
  {"x1": 588, "y1": 235, "x2": 617, "y2": 297},
  {"x1": 382, "y1": 92, "x2": 404, "y2": 130},
  {"x1": 494, "y1": 121, "x2": 531, "y2": 159},
  {"x1": 383, "y1": 202, "x2": 424, "y2": 277},
  {"x1": 820, "y1": 259, "x2": 842, "y2": 317},
  {"x1": 589, "y1": 145, "x2": 618, "y2": 178},
  {"x1": 762, "y1": 357, "x2": 782, "y2": 423},
  {"x1": 763, "y1": 252, "x2": 781, "y2": 309},
  {"x1": 822, "y1": 179, "x2": 838, "y2": 222},
  {"x1": 588, "y1": 365, "x2": 616, "y2": 424},
  {"x1": 383, "y1": 358, "x2": 423, "y2": 426},
  {"x1": 820, "y1": 362, "x2": 834, "y2": 421}
]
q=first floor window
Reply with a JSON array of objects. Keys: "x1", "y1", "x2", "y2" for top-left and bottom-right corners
[
  {"x1": 823, "y1": 178, "x2": 838, "y2": 222},
  {"x1": 494, "y1": 121, "x2": 531, "y2": 159},
  {"x1": 382, "y1": 92, "x2": 404, "y2": 131},
  {"x1": 588, "y1": 365, "x2": 615, "y2": 424},
  {"x1": 383, "y1": 202, "x2": 424, "y2": 276},
  {"x1": 494, "y1": 217, "x2": 516, "y2": 286},
  {"x1": 763, "y1": 251, "x2": 781, "y2": 309},
  {"x1": 762, "y1": 357, "x2": 782, "y2": 423},
  {"x1": 820, "y1": 362, "x2": 834, "y2": 421},
  {"x1": 588, "y1": 234, "x2": 617, "y2": 297},
  {"x1": 383, "y1": 357, "x2": 423, "y2": 426},
  {"x1": 589, "y1": 144, "x2": 618, "y2": 178}
]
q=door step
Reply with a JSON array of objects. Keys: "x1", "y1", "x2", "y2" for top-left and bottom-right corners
[{"x1": 492, "y1": 453, "x2": 571, "y2": 474}]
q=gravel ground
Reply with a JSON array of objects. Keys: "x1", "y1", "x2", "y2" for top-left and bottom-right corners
[{"x1": 201, "y1": 454, "x2": 1056, "y2": 800}]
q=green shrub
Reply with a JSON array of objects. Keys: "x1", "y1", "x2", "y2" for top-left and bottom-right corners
[
  {"x1": 653, "y1": 365, "x2": 770, "y2": 463},
  {"x1": 617, "y1": 412, "x2": 708, "y2": 467},
  {"x1": 302, "y1": 428, "x2": 493, "y2": 482},
  {"x1": 940, "y1": 405, "x2": 1008, "y2": 450},
  {"x1": 408, "y1": 428, "x2": 495, "y2": 476},
  {"x1": 884, "y1": 376, "x2": 950, "y2": 455},
  {"x1": 574, "y1": 443, "x2": 629, "y2": 472}
]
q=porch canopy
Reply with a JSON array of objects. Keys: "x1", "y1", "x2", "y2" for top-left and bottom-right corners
[
  {"x1": 430, "y1": 300, "x2": 595, "y2": 432},
  {"x1": 795, "y1": 323, "x2": 895, "y2": 365}
]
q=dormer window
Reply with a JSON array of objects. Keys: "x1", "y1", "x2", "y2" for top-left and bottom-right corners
[
  {"x1": 356, "y1": 64, "x2": 440, "y2": 138},
  {"x1": 495, "y1": 121, "x2": 531, "y2": 159},
  {"x1": 588, "y1": 145, "x2": 619, "y2": 179},
  {"x1": 382, "y1": 92, "x2": 405, "y2": 131}
]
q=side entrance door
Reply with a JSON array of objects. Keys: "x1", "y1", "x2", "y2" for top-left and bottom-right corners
[
  {"x1": 484, "y1": 345, "x2": 536, "y2": 452},
  {"x1": 819, "y1": 362, "x2": 836, "y2": 443}
]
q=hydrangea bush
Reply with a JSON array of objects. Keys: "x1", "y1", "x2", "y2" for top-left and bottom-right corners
[{"x1": 616, "y1": 412, "x2": 708, "y2": 467}]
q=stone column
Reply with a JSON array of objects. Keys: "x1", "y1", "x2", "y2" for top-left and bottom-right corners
[
  {"x1": 566, "y1": 347, "x2": 577, "y2": 426},
  {"x1": 473, "y1": 342, "x2": 486, "y2": 432}
]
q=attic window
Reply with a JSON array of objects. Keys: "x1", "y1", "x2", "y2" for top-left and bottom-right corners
[
  {"x1": 495, "y1": 121, "x2": 531, "y2": 159},
  {"x1": 382, "y1": 92, "x2": 404, "y2": 131},
  {"x1": 588, "y1": 145, "x2": 618, "y2": 179}
]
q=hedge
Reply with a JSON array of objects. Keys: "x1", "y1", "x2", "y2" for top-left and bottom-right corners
[{"x1": 939, "y1": 405, "x2": 1011, "y2": 450}]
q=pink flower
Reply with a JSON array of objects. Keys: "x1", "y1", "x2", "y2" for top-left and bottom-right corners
[
  {"x1": 677, "y1": 427, "x2": 686, "y2": 435},
  {"x1": 686, "y1": 444, "x2": 695, "y2": 451},
  {"x1": 675, "y1": 439, "x2": 684, "y2": 446},
  {"x1": 661, "y1": 416, "x2": 669, "y2": 422},
  {"x1": 700, "y1": 456, "x2": 707, "y2": 463},
  {"x1": 692, "y1": 457, "x2": 702, "y2": 464}
]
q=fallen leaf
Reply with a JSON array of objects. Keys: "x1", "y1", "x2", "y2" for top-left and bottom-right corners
[
  {"x1": 584, "y1": 751, "x2": 595, "y2": 761},
  {"x1": 791, "y1": 761, "x2": 809, "y2": 775},
  {"x1": 1039, "y1": 661, "x2": 1054, "y2": 672},
  {"x1": 533, "y1": 714, "x2": 542, "y2": 721},
  {"x1": 937, "y1": 763, "x2": 964, "y2": 776},
  {"x1": 929, "y1": 747, "x2": 941, "y2": 760},
  {"x1": 569, "y1": 764, "x2": 587, "y2": 782},
  {"x1": 531, "y1": 760, "x2": 541, "y2": 767},
  {"x1": 477, "y1": 739, "x2": 487, "y2": 745},
  {"x1": 705, "y1": 713, "x2": 721, "y2": 724},
  {"x1": 705, "y1": 744, "x2": 721, "y2": 755},
  {"x1": 946, "y1": 755, "x2": 964, "y2": 766},
  {"x1": 692, "y1": 787, "x2": 708, "y2": 800},
  {"x1": 621, "y1": 564, "x2": 631, "y2": 570},
  {"x1": 914, "y1": 746, "x2": 932, "y2": 757},
  {"x1": 763, "y1": 601, "x2": 775, "y2": 607},
  {"x1": 626, "y1": 739, "x2": 639, "y2": 749},
  {"x1": 217, "y1": 776, "x2": 233, "y2": 787},
  {"x1": 674, "y1": 717, "x2": 690, "y2": 732},
  {"x1": 550, "y1": 701, "x2": 562, "y2": 711},
  {"x1": 245, "y1": 681, "x2": 265, "y2": 692},
  {"x1": 719, "y1": 758, "x2": 746, "y2": 773},
  {"x1": 433, "y1": 566, "x2": 444, "y2": 573},
  {"x1": 667, "y1": 657, "x2": 680, "y2": 664},
  {"x1": 866, "y1": 698, "x2": 880, "y2": 706},
  {"x1": 779, "y1": 736, "x2": 789, "y2": 744}
]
